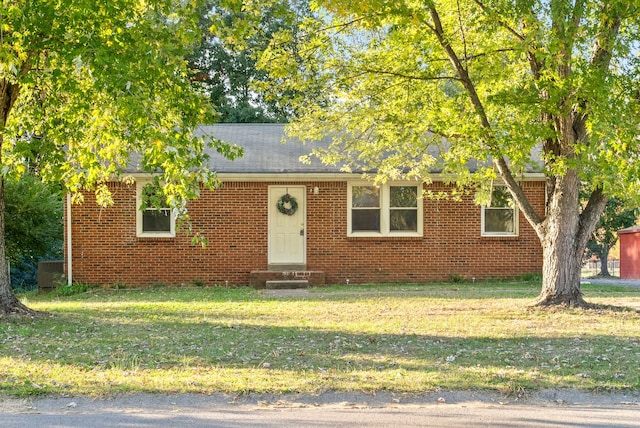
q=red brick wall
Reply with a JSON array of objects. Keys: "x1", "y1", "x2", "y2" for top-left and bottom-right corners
[{"x1": 65, "y1": 180, "x2": 544, "y2": 286}]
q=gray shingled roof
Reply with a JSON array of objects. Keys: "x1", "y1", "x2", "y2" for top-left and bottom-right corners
[
  {"x1": 129, "y1": 123, "x2": 541, "y2": 175},
  {"x1": 196, "y1": 123, "x2": 340, "y2": 174}
]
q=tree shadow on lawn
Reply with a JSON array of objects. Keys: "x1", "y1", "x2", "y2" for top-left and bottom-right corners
[{"x1": 2, "y1": 305, "x2": 639, "y2": 396}]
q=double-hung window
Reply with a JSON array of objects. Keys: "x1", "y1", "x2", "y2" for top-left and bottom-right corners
[
  {"x1": 136, "y1": 181, "x2": 175, "y2": 237},
  {"x1": 348, "y1": 182, "x2": 422, "y2": 236},
  {"x1": 481, "y1": 186, "x2": 518, "y2": 236}
]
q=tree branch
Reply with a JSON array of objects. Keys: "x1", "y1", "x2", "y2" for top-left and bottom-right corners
[
  {"x1": 350, "y1": 68, "x2": 460, "y2": 82},
  {"x1": 427, "y1": 7, "x2": 492, "y2": 132},
  {"x1": 577, "y1": 187, "x2": 608, "y2": 251},
  {"x1": 569, "y1": 2, "x2": 622, "y2": 150},
  {"x1": 474, "y1": 0, "x2": 544, "y2": 80},
  {"x1": 494, "y1": 156, "x2": 543, "y2": 230},
  {"x1": 456, "y1": 0, "x2": 468, "y2": 72},
  {"x1": 590, "y1": 3, "x2": 622, "y2": 72},
  {"x1": 427, "y1": 5, "x2": 543, "y2": 230},
  {"x1": 473, "y1": 0, "x2": 525, "y2": 41}
]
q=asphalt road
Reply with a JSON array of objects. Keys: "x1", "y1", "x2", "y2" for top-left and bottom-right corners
[{"x1": 2, "y1": 391, "x2": 639, "y2": 428}]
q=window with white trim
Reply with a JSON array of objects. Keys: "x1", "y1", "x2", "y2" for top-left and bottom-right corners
[
  {"x1": 136, "y1": 181, "x2": 175, "y2": 237},
  {"x1": 481, "y1": 186, "x2": 518, "y2": 236},
  {"x1": 348, "y1": 182, "x2": 422, "y2": 236}
]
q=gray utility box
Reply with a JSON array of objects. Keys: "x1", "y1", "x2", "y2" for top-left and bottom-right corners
[{"x1": 37, "y1": 260, "x2": 64, "y2": 291}]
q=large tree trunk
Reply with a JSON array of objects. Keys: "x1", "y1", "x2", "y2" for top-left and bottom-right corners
[
  {"x1": 535, "y1": 233, "x2": 587, "y2": 307},
  {"x1": 533, "y1": 171, "x2": 588, "y2": 307},
  {"x1": 532, "y1": 170, "x2": 608, "y2": 307}
]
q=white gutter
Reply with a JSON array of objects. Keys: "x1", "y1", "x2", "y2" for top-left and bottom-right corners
[
  {"x1": 66, "y1": 193, "x2": 73, "y2": 286},
  {"x1": 214, "y1": 172, "x2": 547, "y2": 183},
  {"x1": 128, "y1": 171, "x2": 547, "y2": 183}
]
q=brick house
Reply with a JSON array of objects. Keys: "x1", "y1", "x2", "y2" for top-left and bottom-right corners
[{"x1": 64, "y1": 123, "x2": 544, "y2": 287}]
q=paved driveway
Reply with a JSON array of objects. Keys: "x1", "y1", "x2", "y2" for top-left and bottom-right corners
[{"x1": 581, "y1": 277, "x2": 640, "y2": 288}]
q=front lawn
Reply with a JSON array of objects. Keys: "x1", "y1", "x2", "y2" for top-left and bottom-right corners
[{"x1": 1, "y1": 281, "x2": 639, "y2": 397}]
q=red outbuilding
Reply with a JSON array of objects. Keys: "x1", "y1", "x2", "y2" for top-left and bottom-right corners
[{"x1": 618, "y1": 226, "x2": 640, "y2": 280}]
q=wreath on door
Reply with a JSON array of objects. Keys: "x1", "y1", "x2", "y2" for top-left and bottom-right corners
[{"x1": 276, "y1": 193, "x2": 298, "y2": 216}]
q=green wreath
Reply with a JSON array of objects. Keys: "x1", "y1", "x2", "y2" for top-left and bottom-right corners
[{"x1": 276, "y1": 193, "x2": 298, "y2": 216}]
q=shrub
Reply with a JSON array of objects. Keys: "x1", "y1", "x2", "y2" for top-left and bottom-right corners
[
  {"x1": 54, "y1": 282, "x2": 93, "y2": 296},
  {"x1": 448, "y1": 274, "x2": 465, "y2": 283}
]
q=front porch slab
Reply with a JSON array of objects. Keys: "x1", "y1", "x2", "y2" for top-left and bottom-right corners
[{"x1": 265, "y1": 279, "x2": 309, "y2": 289}]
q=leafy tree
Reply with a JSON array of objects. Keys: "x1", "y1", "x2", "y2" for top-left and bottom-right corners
[
  {"x1": 0, "y1": 0, "x2": 240, "y2": 317},
  {"x1": 190, "y1": 0, "x2": 310, "y2": 122},
  {"x1": 585, "y1": 198, "x2": 637, "y2": 277},
  {"x1": 5, "y1": 174, "x2": 63, "y2": 269},
  {"x1": 5, "y1": 174, "x2": 63, "y2": 292},
  {"x1": 253, "y1": 0, "x2": 640, "y2": 307}
]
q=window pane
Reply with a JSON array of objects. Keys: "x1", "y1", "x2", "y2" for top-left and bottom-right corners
[
  {"x1": 390, "y1": 209, "x2": 417, "y2": 231},
  {"x1": 484, "y1": 208, "x2": 514, "y2": 233},
  {"x1": 142, "y1": 209, "x2": 171, "y2": 232},
  {"x1": 352, "y1": 186, "x2": 379, "y2": 207},
  {"x1": 491, "y1": 187, "x2": 514, "y2": 208},
  {"x1": 352, "y1": 209, "x2": 380, "y2": 231},
  {"x1": 390, "y1": 186, "x2": 417, "y2": 207}
]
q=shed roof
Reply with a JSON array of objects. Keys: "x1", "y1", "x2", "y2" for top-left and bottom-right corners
[{"x1": 618, "y1": 226, "x2": 640, "y2": 235}]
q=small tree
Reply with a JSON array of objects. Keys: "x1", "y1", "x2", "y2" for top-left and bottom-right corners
[
  {"x1": 5, "y1": 174, "x2": 63, "y2": 268},
  {"x1": 585, "y1": 198, "x2": 637, "y2": 277},
  {"x1": 0, "y1": 1, "x2": 240, "y2": 317}
]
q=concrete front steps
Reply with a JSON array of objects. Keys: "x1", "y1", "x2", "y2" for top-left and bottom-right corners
[
  {"x1": 249, "y1": 269, "x2": 325, "y2": 289},
  {"x1": 265, "y1": 279, "x2": 309, "y2": 290}
]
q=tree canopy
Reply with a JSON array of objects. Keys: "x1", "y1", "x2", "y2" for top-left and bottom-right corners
[
  {"x1": 190, "y1": 0, "x2": 310, "y2": 122},
  {"x1": 1, "y1": 0, "x2": 240, "y2": 202},
  {"x1": 0, "y1": 0, "x2": 240, "y2": 316},
  {"x1": 255, "y1": 0, "x2": 640, "y2": 306}
]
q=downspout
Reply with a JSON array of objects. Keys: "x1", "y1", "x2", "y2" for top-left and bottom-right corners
[{"x1": 66, "y1": 193, "x2": 73, "y2": 286}]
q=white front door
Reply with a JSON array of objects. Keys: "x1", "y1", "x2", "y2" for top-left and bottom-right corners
[{"x1": 268, "y1": 186, "x2": 306, "y2": 266}]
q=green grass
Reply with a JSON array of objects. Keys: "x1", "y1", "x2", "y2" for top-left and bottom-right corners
[{"x1": 1, "y1": 282, "x2": 639, "y2": 397}]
